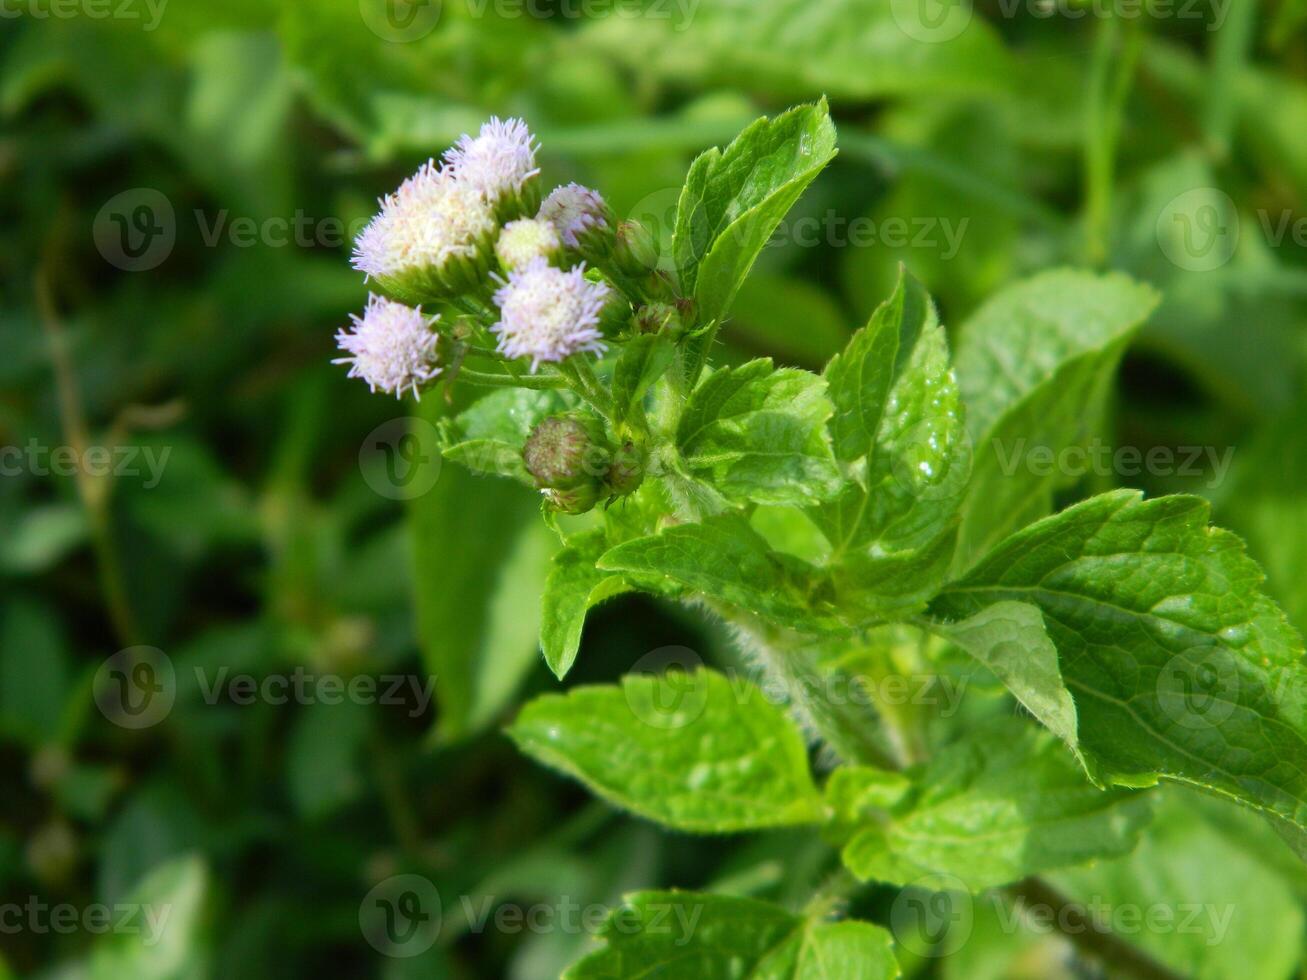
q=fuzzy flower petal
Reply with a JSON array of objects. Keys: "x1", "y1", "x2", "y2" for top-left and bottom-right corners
[
  {"x1": 539, "y1": 183, "x2": 610, "y2": 248},
  {"x1": 334, "y1": 294, "x2": 441, "y2": 399},
  {"x1": 443, "y1": 117, "x2": 540, "y2": 202},
  {"x1": 491, "y1": 259, "x2": 611, "y2": 371},
  {"x1": 352, "y1": 161, "x2": 495, "y2": 283}
]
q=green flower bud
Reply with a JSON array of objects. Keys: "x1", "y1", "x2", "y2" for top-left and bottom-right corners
[
  {"x1": 543, "y1": 481, "x2": 603, "y2": 515},
  {"x1": 612, "y1": 219, "x2": 660, "y2": 277},
  {"x1": 523, "y1": 413, "x2": 611, "y2": 491},
  {"x1": 604, "y1": 440, "x2": 646, "y2": 498}
]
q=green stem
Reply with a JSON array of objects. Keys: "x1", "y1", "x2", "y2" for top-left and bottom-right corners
[
  {"x1": 1201, "y1": 0, "x2": 1256, "y2": 161},
  {"x1": 456, "y1": 368, "x2": 568, "y2": 390},
  {"x1": 555, "y1": 356, "x2": 614, "y2": 417},
  {"x1": 37, "y1": 270, "x2": 140, "y2": 647},
  {"x1": 1084, "y1": 15, "x2": 1143, "y2": 267}
]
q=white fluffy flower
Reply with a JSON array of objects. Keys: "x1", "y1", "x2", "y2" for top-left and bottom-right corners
[
  {"x1": 539, "y1": 183, "x2": 610, "y2": 248},
  {"x1": 496, "y1": 218, "x2": 561, "y2": 270},
  {"x1": 443, "y1": 117, "x2": 540, "y2": 203},
  {"x1": 334, "y1": 294, "x2": 441, "y2": 399},
  {"x1": 492, "y1": 259, "x2": 611, "y2": 371},
  {"x1": 352, "y1": 161, "x2": 495, "y2": 292}
]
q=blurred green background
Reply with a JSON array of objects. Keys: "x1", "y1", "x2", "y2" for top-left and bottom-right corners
[{"x1": 2, "y1": 0, "x2": 1306, "y2": 976}]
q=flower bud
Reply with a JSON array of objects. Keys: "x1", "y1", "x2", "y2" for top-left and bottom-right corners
[
  {"x1": 612, "y1": 219, "x2": 660, "y2": 277},
  {"x1": 543, "y1": 482, "x2": 603, "y2": 516},
  {"x1": 523, "y1": 413, "x2": 611, "y2": 491},
  {"x1": 633, "y1": 302, "x2": 684, "y2": 336},
  {"x1": 604, "y1": 440, "x2": 646, "y2": 497},
  {"x1": 539, "y1": 183, "x2": 615, "y2": 264},
  {"x1": 495, "y1": 218, "x2": 561, "y2": 271}
]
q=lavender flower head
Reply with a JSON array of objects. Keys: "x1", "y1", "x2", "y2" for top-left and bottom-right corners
[
  {"x1": 334, "y1": 294, "x2": 441, "y2": 399},
  {"x1": 443, "y1": 117, "x2": 540, "y2": 203},
  {"x1": 492, "y1": 258, "x2": 611, "y2": 371},
  {"x1": 539, "y1": 183, "x2": 611, "y2": 249},
  {"x1": 351, "y1": 161, "x2": 495, "y2": 293}
]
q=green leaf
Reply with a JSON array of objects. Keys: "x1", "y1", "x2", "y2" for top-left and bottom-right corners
[
  {"x1": 564, "y1": 891, "x2": 899, "y2": 979},
  {"x1": 412, "y1": 402, "x2": 556, "y2": 741},
  {"x1": 0, "y1": 599, "x2": 71, "y2": 747},
  {"x1": 90, "y1": 854, "x2": 209, "y2": 980},
  {"x1": 1049, "y1": 788, "x2": 1305, "y2": 980},
  {"x1": 677, "y1": 359, "x2": 842, "y2": 507},
  {"x1": 840, "y1": 720, "x2": 1150, "y2": 891},
  {"x1": 933, "y1": 490, "x2": 1307, "y2": 830},
  {"x1": 928, "y1": 601, "x2": 1079, "y2": 759},
  {"x1": 952, "y1": 270, "x2": 1160, "y2": 570},
  {"x1": 598, "y1": 514, "x2": 833, "y2": 631},
  {"x1": 508, "y1": 670, "x2": 824, "y2": 832},
  {"x1": 540, "y1": 530, "x2": 632, "y2": 680},
  {"x1": 440, "y1": 388, "x2": 572, "y2": 485},
  {"x1": 610, "y1": 333, "x2": 674, "y2": 433},
  {"x1": 675, "y1": 101, "x2": 837, "y2": 324},
  {"x1": 819, "y1": 271, "x2": 969, "y2": 555},
  {"x1": 286, "y1": 699, "x2": 370, "y2": 820}
]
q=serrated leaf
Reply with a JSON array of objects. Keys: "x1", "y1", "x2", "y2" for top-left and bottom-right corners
[
  {"x1": 933, "y1": 490, "x2": 1307, "y2": 831},
  {"x1": 508, "y1": 670, "x2": 824, "y2": 833},
  {"x1": 675, "y1": 101, "x2": 837, "y2": 324},
  {"x1": 540, "y1": 530, "x2": 632, "y2": 680},
  {"x1": 929, "y1": 601, "x2": 1079, "y2": 758},
  {"x1": 598, "y1": 514, "x2": 833, "y2": 631},
  {"x1": 565, "y1": 891, "x2": 899, "y2": 980},
  {"x1": 677, "y1": 359, "x2": 842, "y2": 507},
  {"x1": 841, "y1": 720, "x2": 1150, "y2": 892},
  {"x1": 1049, "y1": 788, "x2": 1305, "y2": 980},
  {"x1": 952, "y1": 270, "x2": 1160, "y2": 570}
]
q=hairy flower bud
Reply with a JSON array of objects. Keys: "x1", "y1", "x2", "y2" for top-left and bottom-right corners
[
  {"x1": 334, "y1": 295, "x2": 442, "y2": 399},
  {"x1": 633, "y1": 302, "x2": 683, "y2": 336},
  {"x1": 539, "y1": 183, "x2": 614, "y2": 262},
  {"x1": 491, "y1": 258, "x2": 611, "y2": 371},
  {"x1": 523, "y1": 413, "x2": 611, "y2": 491},
  {"x1": 495, "y1": 218, "x2": 561, "y2": 271},
  {"x1": 605, "y1": 440, "x2": 646, "y2": 497},
  {"x1": 443, "y1": 117, "x2": 541, "y2": 220}
]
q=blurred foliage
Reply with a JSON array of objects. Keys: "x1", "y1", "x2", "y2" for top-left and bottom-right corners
[{"x1": 0, "y1": 0, "x2": 1305, "y2": 976}]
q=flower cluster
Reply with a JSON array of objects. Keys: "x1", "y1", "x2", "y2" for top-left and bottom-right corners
[{"x1": 336, "y1": 117, "x2": 619, "y2": 396}]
